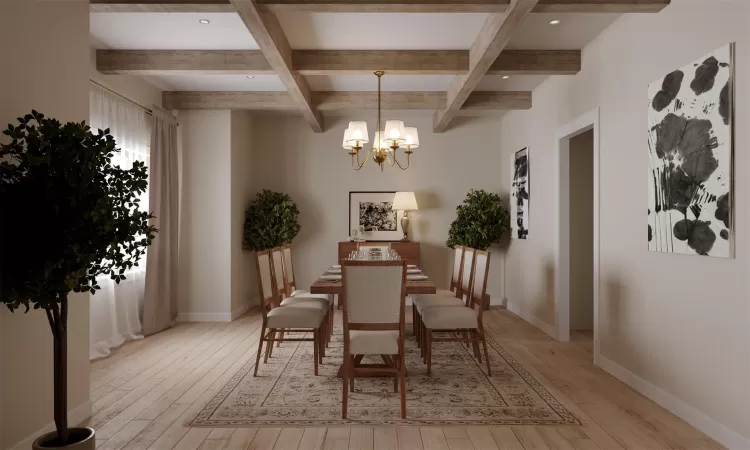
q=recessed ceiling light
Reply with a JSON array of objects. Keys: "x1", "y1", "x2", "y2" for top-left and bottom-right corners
[
  {"x1": 502, "y1": 75, "x2": 510, "y2": 79},
  {"x1": 198, "y1": 19, "x2": 210, "y2": 25},
  {"x1": 246, "y1": 75, "x2": 255, "y2": 79},
  {"x1": 549, "y1": 19, "x2": 561, "y2": 25}
]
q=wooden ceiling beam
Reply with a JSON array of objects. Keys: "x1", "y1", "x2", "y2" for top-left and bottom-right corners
[
  {"x1": 90, "y1": 0, "x2": 670, "y2": 13},
  {"x1": 434, "y1": 0, "x2": 539, "y2": 132},
  {"x1": 162, "y1": 90, "x2": 532, "y2": 111},
  {"x1": 97, "y1": 49, "x2": 580, "y2": 76},
  {"x1": 255, "y1": 0, "x2": 670, "y2": 13},
  {"x1": 229, "y1": 0, "x2": 323, "y2": 132}
]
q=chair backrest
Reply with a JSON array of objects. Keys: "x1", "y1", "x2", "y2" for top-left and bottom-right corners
[
  {"x1": 270, "y1": 247, "x2": 288, "y2": 298},
  {"x1": 468, "y1": 249, "x2": 491, "y2": 320},
  {"x1": 460, "y1": 247, "x2": 475, "y2": 300},
  {"x1": 450, "y1": 245, "x2": 465, "y2": 293},
  {"x1": 342, "y1": 260, "x2": 406, "y2": 330},
  {"x1": 281, "y1": 244, "x2": 297, "y2": 292},
  {"x1": 255, "y1": 249, "x2": 278, "y2": 316}
]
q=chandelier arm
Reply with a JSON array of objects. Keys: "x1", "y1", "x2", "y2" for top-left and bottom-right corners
[
  {"x1": 392, "y1": 149, "x2": 410, "y2": 170},
  {"x1": 351, "y1": 148, "x2": 371, "y2": 170}
]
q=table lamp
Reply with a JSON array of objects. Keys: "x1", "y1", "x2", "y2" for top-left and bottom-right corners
[{"x1": 392, "y1": 192, "x2": 419, "y2": 241}]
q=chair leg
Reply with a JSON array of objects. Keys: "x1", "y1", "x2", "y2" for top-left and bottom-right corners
[
  {"x1": 472, "y1": 330, "x2": 481, "y2": 360},
  {"x1": 264, "y1": 330, "x2": 274, "y2": 363},
  {"x1": 253, "y1": 324, "x2": 266, "y2": 377},
  {"x1": 399, "y1": 351, "x2": 406, "y2": 419},
  {"x1": 277, "y1": 331, "x2": 284, "y2": 347},
  {"x1": 426, "y1": 328, "x2": 433, "y2": 375},
  {"x1": 342, "y1": 352, "x2": 349, "y2": 419},
  {"x1": 393, "y1": 356, "x2": 398, "y2": 393},
  {"x1": 313, "y1": 329, "x2": 319, "y2": 376},
  {"x1": 479, "y1": 323, "x2": 492, "y2": 376}
]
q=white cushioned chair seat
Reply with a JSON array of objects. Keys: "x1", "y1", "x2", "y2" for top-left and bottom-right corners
[
  {"x1": 280, "y1": 297, "x2": 329, "y2": 311},
  {"x1": 266, "y1": 306, "x2": 324, "y2": 329},
  {"x1": 349, "y1": 330, "x2": 399, "y2": 355},
  {"x1": 415, "y1": 294, "x2": 465, "y2": 314},
  {"x1": 421, "y1": 306, "x2": 478, "y2": 330},
  {"x1": 291, "y1": 290, "x2": 332, "y2": 302}
]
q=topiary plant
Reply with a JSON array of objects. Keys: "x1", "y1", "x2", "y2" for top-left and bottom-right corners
[
  {"x1": 446, "y1": 189, "x2": 510, "y2": 250},
  {"x1": 243, "y1": 189, "x2": 301, "y2": 251},
  {"x1": 0, "y1": 111, "x2": 157, "y2": 447}
]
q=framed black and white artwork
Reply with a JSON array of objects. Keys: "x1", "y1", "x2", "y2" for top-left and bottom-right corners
[
  {"x1": 647, "y1": 43, "x2": 734, "y2": 258},
  {"x1": 349, "y1": 191, "x2": 403, "y2": 242},
  {"x1": 511, "y1": 148, "x2": 530, "y2": 239}
]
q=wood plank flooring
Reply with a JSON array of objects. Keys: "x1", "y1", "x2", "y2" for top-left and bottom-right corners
[{"x1": 87, "y1": 308, "x2": 722, "y2": 450}]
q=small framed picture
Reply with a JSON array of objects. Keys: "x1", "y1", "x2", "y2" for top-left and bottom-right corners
[{"x1": 349, "y1": 191, "x2": 403, "y2": 242}]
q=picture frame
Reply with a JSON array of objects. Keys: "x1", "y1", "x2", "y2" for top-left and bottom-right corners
[
  {"x1": 510, "y1": 147, "x2": 530, "y2": 239},
  {"x1": 349, "y1": 191, "x2": 404, "y2": 242}
]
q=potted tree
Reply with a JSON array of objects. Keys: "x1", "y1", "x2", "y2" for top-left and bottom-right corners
[
  {"x1": 243, "y1": 189, "x2": 301, "y2": 251},
  {"x1": 0, "y1": 111, "x2": 157, "y2": 449},
  {"x1": 446, "y1": 189, "x2": 510, "y2": 251}
]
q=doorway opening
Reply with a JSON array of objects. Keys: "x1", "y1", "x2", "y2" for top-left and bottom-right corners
[{"x1": 555, "y1": 109, "x2": 600, "y2": 362}]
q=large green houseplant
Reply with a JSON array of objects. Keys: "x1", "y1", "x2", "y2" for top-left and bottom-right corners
[
  {"x1": 446, "y1": 189, "x2": 510, "y2": 251},
  {"x1": 0, "y1": 111, "x2": 157, "y2": 449},
  {"x1": 243, "y1": 189, "x2": 301, "y2": 251}
]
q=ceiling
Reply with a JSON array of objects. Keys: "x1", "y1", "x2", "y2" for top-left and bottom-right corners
[{"x1": 90, "y1": 11, "x2": 620, "y2": 94}]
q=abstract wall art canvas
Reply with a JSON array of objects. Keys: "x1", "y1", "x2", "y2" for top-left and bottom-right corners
[
  {"x1": 647, "y1": 44, "x2": 734, "y2": 258},
  {"x1": 511, "y1": 147, "x2": 529, "y2": 239},
  {"x1": 349, "y1": 191, "x2": 403, "y2": 242}
]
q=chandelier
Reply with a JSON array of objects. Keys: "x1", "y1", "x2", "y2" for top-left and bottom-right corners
[{"x1": 342, "y1": 71, "x2": 419, "y2": 171}]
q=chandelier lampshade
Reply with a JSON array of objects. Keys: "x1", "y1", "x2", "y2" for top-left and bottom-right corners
[
  {"x1": 383, "y1": 120, "x2": 406, "y2": 145},
  {"x1": 404, "y1": 127, "x2": 419, "y2": 149},
  {"x1": 346, "y1": 121, "x2": 369, "y2": 145}
]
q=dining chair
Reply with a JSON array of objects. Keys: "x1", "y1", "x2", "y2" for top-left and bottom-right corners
[
  {"x1": 420, "y1": 249, "x2": 492, "y2": 376},
  {"x1": 281, "y1": 244, "x2": 334, "y2": 340},
  {"x1": 271, "y1": 246, "x2": 331, "y2": 346},
  {"x1": 253, "y1": 249, "x2": 326, "y2": 377},
  {"x1": 412, "y1": 245, "x2": 465, "y2": 341},
  {"x1": 414, "y1": 247, "x2": 474, "y2": 350},
  {"x1": 341, "y1": 259, "x2": 407, "y2": 419}
]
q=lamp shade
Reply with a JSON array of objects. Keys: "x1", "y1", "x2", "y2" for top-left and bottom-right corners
[
  {"x1": 342, "y1": 127, "x2": 353, "y2": 149},
  {"x1": 404, "y1": 127, "x2": 419, "y2": 148},
  {"x1": 346, "y1": 121, "x2": 369, "y2": 144},
  {"x1": 392, "y1": 192, "x2": 418, "y2": 211},
  {"x1": 383, "y1": 120, "x2": 406, "y2": 144}
]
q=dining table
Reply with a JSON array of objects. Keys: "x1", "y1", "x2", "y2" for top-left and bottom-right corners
[{"x1": 309, "y1": 262, "x2": 436, "y2": 378}]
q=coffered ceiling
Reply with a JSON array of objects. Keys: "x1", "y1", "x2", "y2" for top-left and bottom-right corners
[{"x1": 89, "y1": 0, "x2": 670, "y2": 131}]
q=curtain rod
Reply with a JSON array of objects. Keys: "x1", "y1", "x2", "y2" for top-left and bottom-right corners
[{"x1": 89, "y1": 79, "x2": 153, "y2": 116}]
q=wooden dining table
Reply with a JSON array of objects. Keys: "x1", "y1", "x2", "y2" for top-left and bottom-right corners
[{"x1": 309, "y1": 264, "x2": 436, "y2": 377}]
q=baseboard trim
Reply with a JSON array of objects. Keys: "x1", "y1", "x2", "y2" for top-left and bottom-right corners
[
  {"x1": 597, "y1": 355, "x2": 749, "y2": 449},
  {"x1": 178, "y1": 311, "x2": 232, "y2": 322},
  {"x1": 9, "y1": 400, "x2": 92, "y2": 450},
  {"x1": 505, "y1": 300, "x2": 557, "y2": 338}
]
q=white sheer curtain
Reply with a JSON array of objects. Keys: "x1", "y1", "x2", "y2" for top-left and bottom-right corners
[{"x1": 89, "y1": 84, "x2": 152, "y2": 360}]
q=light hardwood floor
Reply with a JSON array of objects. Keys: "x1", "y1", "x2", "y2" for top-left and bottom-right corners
[{"x1": 87, "y1": 308, "x2": 722, "y2": 450}]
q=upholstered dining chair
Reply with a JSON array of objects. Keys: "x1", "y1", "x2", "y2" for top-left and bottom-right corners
[
  {"x1": 341, "y1": 259, "x2": 407, "y2": 419},
  {"x1": 270, "y1": 246, "x2": 331, "y2": 346},
  {"x1": 414, "y1": 247, "x2": 474, "y2": 350},
  {"x1": 412, "y1": 245, "x2": 465, "y2": 341},
  {"x1": 281, "y1": 244, "x2": 334, "y2": 339},
  {"x1": 421, "y1": 249, "x2": 492, "y2": 376},
  {"x1": 253, "y1": 249, "x2": 326, "y2": 377}
]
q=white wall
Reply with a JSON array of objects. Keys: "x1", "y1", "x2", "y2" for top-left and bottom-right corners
[
  {"x1": 252, "y1": 114, "x2": 507, "y2": 299},
  {"x1": 178, "y1": 110, "x2": 233, "y2": 320},
  {"x1": 178, "y1": 110, "x2": 256, "y2": 320},
  {"x1": 0, "y1": 1, "x2": 91, "y2": 448},
  {"x1": 498, "y1": 0, "x2": 750, "y2": 445},
  {"x1": 230, "y1": 110, "x2": 256, "y2": 315},
  {"x1": 568, "y1": 130, "x2": 594, "y2": 331}
]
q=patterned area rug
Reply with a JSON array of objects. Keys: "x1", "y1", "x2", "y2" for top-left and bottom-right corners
[{"x1": 192, "y1": 325, "x2": 578, "y2": 426}]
